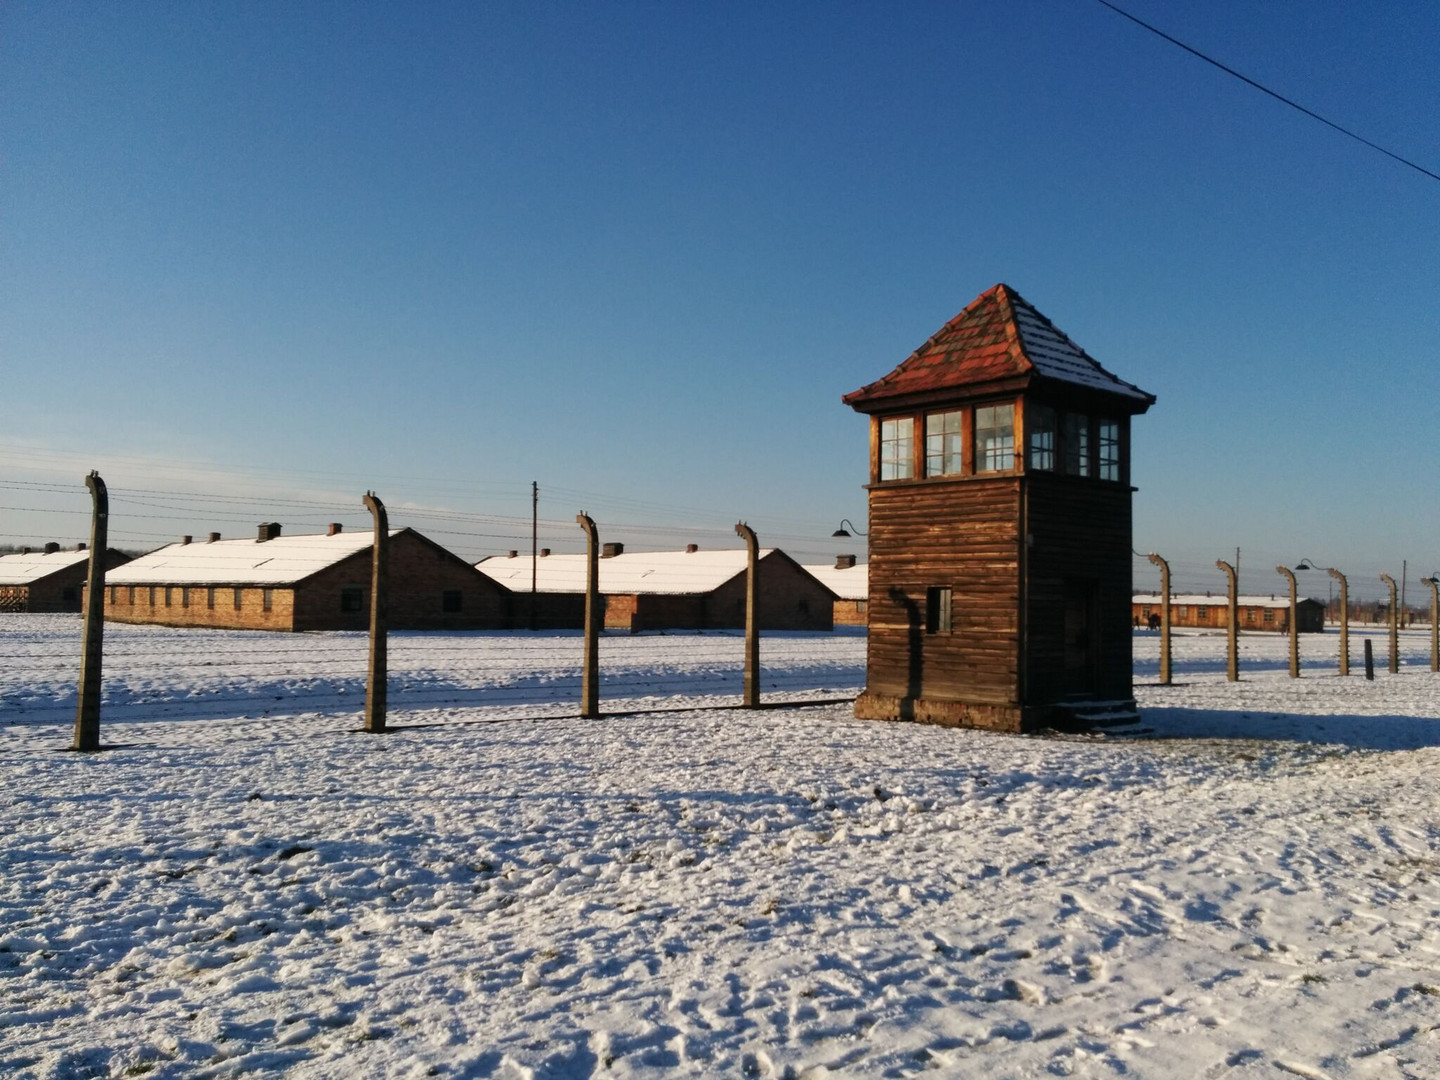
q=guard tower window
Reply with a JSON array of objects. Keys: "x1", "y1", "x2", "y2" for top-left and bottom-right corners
[
  {"x1": 925, "y1": 410, "x2": 963, "y2": 476},
  {"x1": 879, "y1": 417, "x2": 915, "y2": 480},
  {"x1": 925, "y1": 587, "x2": 952, "y2": 633},
  {"x1": 1098, "y1": 419, "x2": 1121, "y2": 481},
  {"x1": 1027, "y1": 404, "x2": 1056, "y2": 471},
  {"x1": 1063, "y1": 413, "x2": 1091, "y2": 476},
  {"x1": 975, "y1": 404, "x2": 1015, "y2": 472}
]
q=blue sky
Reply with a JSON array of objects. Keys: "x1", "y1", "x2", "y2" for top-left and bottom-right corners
[{"x1": 4, "y1": 1, "x2": 1437, "y2": 600}]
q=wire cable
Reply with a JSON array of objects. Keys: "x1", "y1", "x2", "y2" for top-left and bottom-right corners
[{"x1": 1094, "y1": 0, "x2": 1440, "y2": 183}]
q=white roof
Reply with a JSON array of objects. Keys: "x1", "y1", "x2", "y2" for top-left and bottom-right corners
[
  {"x1": 107, "y1": 531, "x2": 398, "y2": 586},
  {"x1": 801, "y1": 562, "x2": 867, "y2": 601},
  {"x1": 1014, "y1": 302, "x2": 1152, "y2": 401},
  {"x1": 476, "y1": 549, "x2": 780, "y2": 595},
  {"x1": 0, "y1": 548, "x2": 92, "y2": 586},
  {"x1": 1133, "y1": 593, "x2": 1320, "y2": 610}
]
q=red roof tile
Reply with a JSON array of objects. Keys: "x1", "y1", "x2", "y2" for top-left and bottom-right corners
[{"x1": 844, "y1": 284, "x2": 1154, "y2": 412}]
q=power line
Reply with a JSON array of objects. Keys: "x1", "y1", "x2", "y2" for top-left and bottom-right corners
[{"x1": 1094, "y1": 0, "x2": 1440, "y2": 184}]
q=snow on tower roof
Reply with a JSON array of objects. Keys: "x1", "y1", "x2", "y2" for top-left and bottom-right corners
[{"x1": 844, "y1": 283, "x2": 1154, "y2": 411}]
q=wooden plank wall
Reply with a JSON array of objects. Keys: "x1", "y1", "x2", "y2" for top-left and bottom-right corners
[
  {"x1": 866, "y1": 479, "x2": 1021, "y2": 705},
  {"x1": 1024, "y1": 475, "x2": 1133, "y2": 703}
]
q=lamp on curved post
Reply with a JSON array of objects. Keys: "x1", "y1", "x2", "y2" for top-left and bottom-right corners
[
  {"x1": 1424, "y1": 574, "x2": 1440, "y2": 673},
  {"x1": 1275, "y1": 565, "x2": 1300, "y2": 678},
  {"x1": 1380, "y1": 573, "x2": 1399, "y2": 674},
  {"x1": 1297, "y1": 558, "x2": 1348, "y2": 676},
  {"x1": 1147, "y1": 552, "x2": 1171, "y2": 685},
  {"x1": 831, "y1": 519, "x2": 868, "y2": 538}
]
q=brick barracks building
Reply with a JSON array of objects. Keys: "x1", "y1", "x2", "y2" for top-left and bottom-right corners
[{"x1": 103, "y1": 523, "x2": 510, "y2": 631}]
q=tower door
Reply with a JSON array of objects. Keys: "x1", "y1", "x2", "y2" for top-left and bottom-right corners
[{"x1": 1063, "y1": 579, "x2": 1097, "y2": 696}]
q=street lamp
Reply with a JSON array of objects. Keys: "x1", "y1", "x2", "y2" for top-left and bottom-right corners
[
  {"x1": 832, "y1": 518, "x2": 868, "y2": 538},
  {"x1": 1296, "y1": 558, "x2": 1349, "y2": 676}
]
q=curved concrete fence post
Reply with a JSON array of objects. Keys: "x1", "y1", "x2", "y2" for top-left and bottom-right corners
[
  {"x1": 364, "y1": 492, "x2": 389, "y2": 733},
  {"x1": 1147, "y1": 552, "x2": 1171, "y2": 685},
  {"x1": 74, "y1": 471, "x2": 108, "y2": 751},
  {"x1": 735, "y1": 522, "x2": 760, "y2": 708},
  {"x1": 1216, "y1": 559, "x2": 1238, "y2": 682},
  {"x1": 577, "y1": 513, "x2": 600, "y2": 719},
  {"x1": 1276, "y1": 566, "x2": 1300, "y2": 678}
]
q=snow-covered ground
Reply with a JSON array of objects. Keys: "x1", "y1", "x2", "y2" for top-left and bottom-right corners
[{"x1": 3, "y1": 616, "x2": 1439, "y2": 1079}]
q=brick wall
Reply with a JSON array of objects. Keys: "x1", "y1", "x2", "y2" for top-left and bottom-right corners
[{"x1": 105, "y1": 582, "x2": 296, "y2": 630}]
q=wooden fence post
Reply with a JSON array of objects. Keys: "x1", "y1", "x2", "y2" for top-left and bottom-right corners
[
  {"x1": 577, "y1": 512, "x2": 600, "y2": 719},
  {"x1": 1216, "y1": 559, "x2": 1238, "y2": 681},
  {"x1": 1147, "y1": 552, "x2": 1171, "y2": 685},
  {"x1": 735, "y1": 521, "x2": 760, "y2": 708},
  {"x1": 73, "y1": 471, "x2": 108, "y2": 751},
  {"x1": 1276, "y1": 565, "x2": 1300, "y2": 678},
  {"x1": 1364, "y1": 638, "x2": 1375, "y2": 680},
  {"x1": 1328, "y1": 568, "x2": 1350, "y2": 676},
  {"x1": 363, "y1": 491, "x2": 388, "y2": 733},
  {"x1": 1380, "y1": 573, "x2": 1399, "y2": 674}
]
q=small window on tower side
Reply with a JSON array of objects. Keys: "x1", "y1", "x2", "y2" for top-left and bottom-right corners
[{"x1": 925, "y1": 587, "x2": 952, "y2": 634}]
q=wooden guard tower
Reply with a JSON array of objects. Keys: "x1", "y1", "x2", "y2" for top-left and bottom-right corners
[{"x1": 843, "y1": 284, "x2": 1155, "y2": 732}]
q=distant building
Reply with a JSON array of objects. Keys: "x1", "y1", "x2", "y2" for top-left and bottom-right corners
[
  {"x1": 800, "y1": 555, "x2": 868, "y2": 626},
  {"x1": 103, "y1": 524, "x2": 509, "y2": 631},
  {"x1": 1132, "y1": 594, "x2": 1325, "y2": 633},
  {"x1": 475, "y1": 543, "x2": 836, "y2": 632},
  {"x1": 0, "y1": 544, "x2": 131, "y2": 612}
]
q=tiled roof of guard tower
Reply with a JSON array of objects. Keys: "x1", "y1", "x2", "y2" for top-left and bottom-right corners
[{"x1": 843, "y1": 284, "x2": 1155, "y2": 411}]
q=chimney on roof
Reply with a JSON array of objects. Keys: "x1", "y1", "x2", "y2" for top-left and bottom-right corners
[
  {"x1": 540, "y1": 548, "x2": 551, "y2": 557},
  {"x1": 208, "y1": 532, "x2": 221, "y2": 543},
  {"x1": 328, "y1": 523, "x2": 343, "y2": 536},
  {"x1": 258, "y1": 522, "x2": 282, "y2": 543},
  {"x1": 685, "y1": 544, "x2": 699, "y2": 553},
  {"x1": 44, "y1": 542, "x2": 60, "y2": 554},
  {"x1": 20, "y1": 547, "x2": 31, "y2": 555},
  {"x1": 508, "y1": 549, "x2": 518, "y2": 558},
  {"x1": 602, "y1": 542, "x2": 624, "y2": 558},
  {"x1": 835, "y1": 554, "x2": 857, "y2": 569},
  {"x1": 181, "y1": 535, "x2": 192, "y2": 545},
  {"x1": 76, "y1": 543, "x2": 87, "y2": 552}
]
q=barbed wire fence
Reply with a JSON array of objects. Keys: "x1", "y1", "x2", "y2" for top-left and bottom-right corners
[{"x1": 1, "y1": 474, "x2": 866, "y2": 751}]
